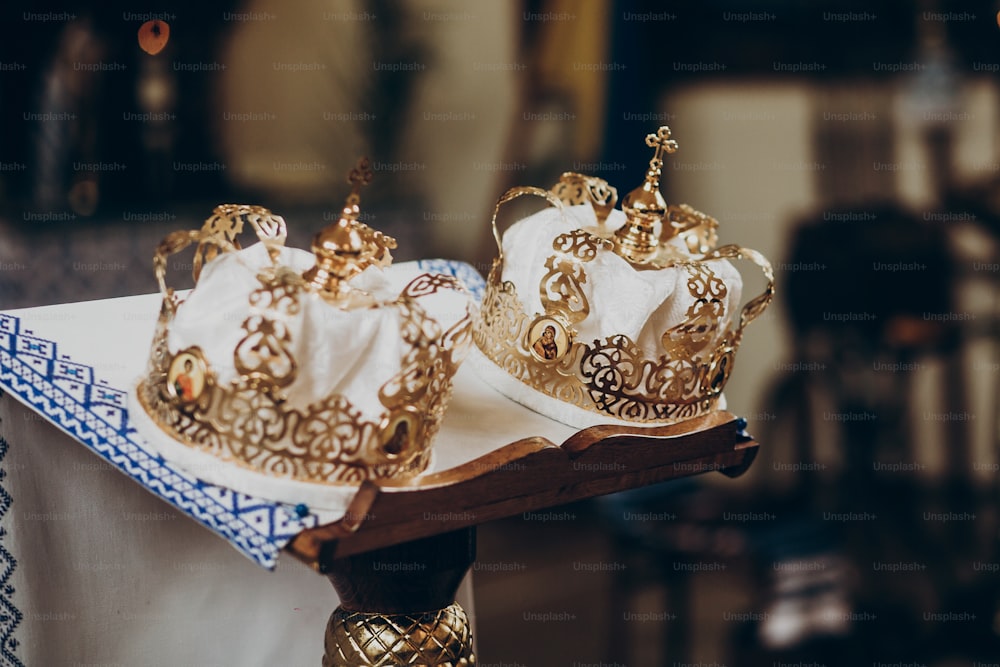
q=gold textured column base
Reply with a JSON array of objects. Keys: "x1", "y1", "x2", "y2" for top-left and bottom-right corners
[{"x1": 323, "y1": 602, "x2": 475, "y2": 666}]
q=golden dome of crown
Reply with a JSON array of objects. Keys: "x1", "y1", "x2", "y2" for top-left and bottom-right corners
[
  {"x1": 130, "y1": 159, "x2": 474, "y2": 505},
  {"x1": 472, "y1": 126, "x2": 774, "y2": 427}
]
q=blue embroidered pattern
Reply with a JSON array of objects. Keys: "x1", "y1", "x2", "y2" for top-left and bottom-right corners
[
  {"x1": 417, "y1": 259, "x2": 486, "y2": 302},
  {"x1": 0, "y1": 314, "x2": 315, "y2": 569},
  {"x1": 0, "y1": 435, "x2": 23, "y2": 667}
]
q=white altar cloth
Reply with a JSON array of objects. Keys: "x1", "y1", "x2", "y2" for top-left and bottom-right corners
[
  {"x1": 0, "y1": 260, "x2": 569, "y2": 665},
  {"x1": 0, "y1": 395, "x2": 337, "y2": 666}
]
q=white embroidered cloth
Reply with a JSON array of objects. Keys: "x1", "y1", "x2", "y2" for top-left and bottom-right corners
[
  {"x1": 0, "y1": 259, "x2": 565, "y2": 665},
  {"x1": 0, "y1": 260, "x2": 574, "y2": 566}
]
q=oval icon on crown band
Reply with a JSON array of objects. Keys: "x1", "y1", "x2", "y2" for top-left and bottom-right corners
[
  {"x1": 166, "y1": 348, "x2": 209, "y2": 404},
  {"x1": 527, "y1": 316, "x2": 570, "y2": 362}
]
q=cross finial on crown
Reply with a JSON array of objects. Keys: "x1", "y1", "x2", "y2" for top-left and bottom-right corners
[
  {"x1": 348, "y1": 157, "x2": 374, "y2": 191},
  {"x1": 645, "y1": 126, "x2": 678, "y2": 170},
  {"x1": 344, "y1": 157, "x2": 373, "y2": 216}
]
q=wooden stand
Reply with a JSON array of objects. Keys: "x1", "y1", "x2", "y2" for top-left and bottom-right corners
[{"x1": 288, "y1": 410, "x2": 758, "y2": 665}]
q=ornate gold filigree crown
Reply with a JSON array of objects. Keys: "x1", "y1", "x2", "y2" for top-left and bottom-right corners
[
  {"x1": 134, "y1": 160, "x2": 473, "y2": 488},
  {"x1": 473, "y1": 126, "x2": 774, "y2": 425}
]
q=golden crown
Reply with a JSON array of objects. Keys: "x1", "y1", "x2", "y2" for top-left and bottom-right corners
[
  {"x1": 133, "y1": 159, "x2": 473, "y2": 490},
  {"x1": 473, "y1": 126, "x2": 774, "y2": 425}
]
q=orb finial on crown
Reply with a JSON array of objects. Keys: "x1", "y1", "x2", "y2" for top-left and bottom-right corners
[
  {"x1": 303, "y1": 158, "x2": 397, "y2": 300},
  {"x1": 613, "y1": 125, "x2": 679, "y2": 264}
]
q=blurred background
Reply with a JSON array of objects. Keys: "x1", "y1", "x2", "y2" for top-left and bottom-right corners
[{"x1": 2, "y1": 0, "x2": 1000, "y2": 664}]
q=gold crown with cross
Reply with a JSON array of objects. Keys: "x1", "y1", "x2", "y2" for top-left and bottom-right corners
[
  {"x1": 472, "y1": 126, "x2": 775, "y2": 425},
  {"x1": 132, "y1": 159, "x2": 474, "y2": 491}
]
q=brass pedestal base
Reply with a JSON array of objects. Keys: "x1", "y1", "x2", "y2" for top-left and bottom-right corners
[
  {"x1": 323, "y1": 602, "x2": 475, "y2": 666},
  {"x1": 319, "y1": 528, "x2": 477, "y2": 665}
]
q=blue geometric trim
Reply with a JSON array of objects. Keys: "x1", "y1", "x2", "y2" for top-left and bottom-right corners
[
  {"x1": 0, "y1": 436, "x2": 23, "y2": 667},
  {"x1": 0, "y1": 313, "x2": 318, "y2": 570},
  {"x1": 417, "y1": 259, "x2": 486, "y2": 303}
]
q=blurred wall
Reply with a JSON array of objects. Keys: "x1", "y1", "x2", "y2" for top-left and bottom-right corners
[
  {"x1": 664, "y1": 78, "x2": 999, "y2": 487},
  {"x1": 217, "y1": 0, "x2": 523, "y2": 259}
]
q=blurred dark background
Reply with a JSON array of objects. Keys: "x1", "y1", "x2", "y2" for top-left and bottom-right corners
[{"x1": 2, "y1": 0, "x2": 1000, "y2": 664}]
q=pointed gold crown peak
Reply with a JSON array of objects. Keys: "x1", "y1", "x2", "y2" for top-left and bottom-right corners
[
  {"x1": 613, "y1": 125, "x2": 679, "y2": 264},
  {"x1": 304, "y1": 157, "x2": 397, "y2": 298}
]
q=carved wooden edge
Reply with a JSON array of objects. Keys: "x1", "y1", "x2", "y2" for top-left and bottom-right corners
[{"x1": 286, "y1": 411, "x2": 757, "y2": 568}]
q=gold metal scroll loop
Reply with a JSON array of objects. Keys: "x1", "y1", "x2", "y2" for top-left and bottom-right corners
[
  {"x1": 537, "y1": 229, "x2": 611, "y2": 326},
  {"x1": 699, "y1": 244, "x2": 775, "y2": 338},
  {"x1": 489, "y1": 186, "x2": 566, "y2": 276},
  {"x1": 550, "y1": 171, "x2": 619, "y2": 225},
  {"x1": 668, "y1": 203, "x2": 719, "y2": 254},
  {"x1": 193, "y1": 204, "x2": 288, "y2": 281},
  {"x1": 154, "y1": 229, "x2": 239, "y2": 309}
]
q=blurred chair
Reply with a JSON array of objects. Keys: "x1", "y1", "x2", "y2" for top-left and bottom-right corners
[
  {"x1": 596, "y1": 203, "x2": 1000, "y2": 666},
  {"x1": 746, "y1": 204, "x2": 999, "y2": 664}
]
